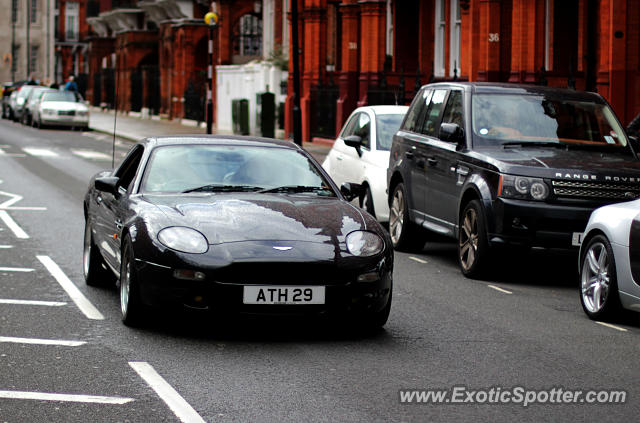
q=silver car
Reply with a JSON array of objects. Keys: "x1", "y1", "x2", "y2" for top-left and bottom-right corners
[
  {"x1": 11, "y1": 84, "x2": 36, "y2": 122},
  {"x1": 579, "y1": 199, "x2": 640, "y2": 320},
  {"x1": 22, "y1": 86, "x2": 55, "y2": 126},
  {"x1": 33, "y1": 91, "x2": 90, "y2": 130}
]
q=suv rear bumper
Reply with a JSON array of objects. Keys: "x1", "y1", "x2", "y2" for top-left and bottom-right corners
[{"x1": 489, "y1": 198, "x2": 596, "y2": 248}]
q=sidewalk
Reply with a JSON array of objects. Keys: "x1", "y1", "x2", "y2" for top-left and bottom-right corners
[{"x1": 88, "y1": 108, "x2": 333, "y2": 163}]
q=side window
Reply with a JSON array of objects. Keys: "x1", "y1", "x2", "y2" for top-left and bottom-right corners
[
  {"x1": 403, "y1": 89, "x2": 432, "y2": 132},
  {"x1": 441, "y1": 90, "x2": 464, "y2": 136},
  {"x1": 354, "y1": 113, "x2": 371, "y2": 149},
  {"x1": 340, "y1": 114, "x2": 360, "y2": 138},
  {"x1": 115, "y1": 146, "x2": 144, "y2": 193},
  {"x1": 420, "y1": 89, "x2": 447, "y2": 137}
]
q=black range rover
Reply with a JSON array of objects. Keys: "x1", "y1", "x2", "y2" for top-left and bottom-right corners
[{"x1": 387, "y1": 82, "x2": 640, "y2": 277}]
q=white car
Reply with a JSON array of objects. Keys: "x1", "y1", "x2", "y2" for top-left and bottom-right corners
[
  {"x1": 33, "y1": 90, "x2": 90, "y2": 130},
  {"x1": 322, "y1": 105, "x2": 408, "y2": 222},
  {"x1": 579, "y1": 199, "x2": 640, "y2": 320}
]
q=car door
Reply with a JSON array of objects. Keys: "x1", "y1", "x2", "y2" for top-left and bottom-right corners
[
  {"x1": 327, "y1": 113, "x2": 360, "y2": 186},
  {"x1": 94, "y1": 146, "x2": 144, "y2": 272},
  {"x1": 424, "y1": 89, "x2": 465, "y2": 233},
  {"x1": 395, "y1": 88, "x2": 433, "y2": 220}
]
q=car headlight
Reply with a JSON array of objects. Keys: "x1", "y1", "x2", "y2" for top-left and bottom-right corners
[
  {"x1": 499, "y1": 175, "x2": 549, "y2": 201},
  {"x1": 157, "y1": 227, "x2": 209, "y2": 254},
  {"x1": 346, "y1": 231, "x2": 384, "y2": 256}
]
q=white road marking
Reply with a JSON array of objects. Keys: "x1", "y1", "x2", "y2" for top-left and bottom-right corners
[
  {"x1": 0, "y1": 390, "x2": 134, "y2": 404},
  {"x1": 0, "y1": 190, "x2": 22, "y2": 208},
  {"x1": 71, "y1": 149, "x2": 112, "y2": 160},
  {"x1": 0, "y1": 299, "x2": 66, "y2": 306},
  {"x1": 0, "y1": 210, "x2": 29, "y2": 239},
  {"x1": 22, "y1": 147, "x2": 59, "y2": 157},
  {"x1": 0, "y1": 336, "x2": 85, "y2": 347},
  {"x1": 0, "y1": 148, "x2": 25, "y2": 158},
  {"x1": 408, "y1": 256, "x2": 428, "y2": 264},
  {"x1": 0, "y1": 267, "x2": 34, "y2": 272},
  {"x1": 595, "y1": 321, "x2": 628, "y2": 332},
  {"x1": 0, "y1": 245, "x2": 13, "y2": 249},
  {"x1": 129, "y1": 362, "x2": 206, "y2": 423},
  {"x1": 487, "y1": 284, "x2": 513, "y2": 294},
  {"x1": 36, "y1": 256, "x2": 105, "y2": 320}
]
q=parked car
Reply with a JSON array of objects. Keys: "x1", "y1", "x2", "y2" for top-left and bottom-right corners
[
  {"x1": 322, "y1": 105, "x2": 408, "y2": 222},
  {"x1": 1, "y1": 81, "x2": 23, "y2": 119},
  {"x1": 22, "y1": 86, "x2": 55, "y2": 126},
  {"x1": 387, "y1": 82, "x2": 640, "y2": 277},
  {"x1": 10, "y1": 84, "x2": 36, "y2": 122},
  {"x1": 83, "y1": 135, "x2": 393, "y2": 328},
  {"x1": 579, "y1": 199, "x2": 640, "y2": 320},
  {"x1": 33, "y1": 90, "x2": 89, "y2": 130}
]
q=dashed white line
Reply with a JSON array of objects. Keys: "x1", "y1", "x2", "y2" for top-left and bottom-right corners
[
  {"x1": 0, "y1": 210, "x2": 29, "y2": 239},
  {"x1": 129, "y1": 362, "x2": 206, "y2": 423},
  {"x1": 0, "y1": 299, "x2": 67, "y2": 306},
  {"x1": 0, "y1": 267, "x2": 34, "y2": 272},
  {"x1": 0, "y1": 336, "x2": 85, "y2": 347},
  {"x1": 487, "y1": 284, "x2": 513, "y2": 294},
  {"x1": 71, "y1": 149, "x2": 112, "y2": 160},
  {"x1": 36, "y1": 255, "x2": 105, "y2": 320},
  {"x1": 595, "y1": 321, "x2": 628, "y2": 332},
  {"x1": 22, "y1": 147, "x2": 59, "y2": 157},
  {"x1": 408, "y1": 256, "x2": 428, "y2": 264},
  {"x1": 0, "y1": 245, "x2": 14, "y2": 249},
  {"x1": 0, "y1": 390, "x2": 134, "y2": 404}
]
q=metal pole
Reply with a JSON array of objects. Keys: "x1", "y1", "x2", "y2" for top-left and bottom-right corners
[
  {"x1": 207, "y1": 25, "x2": 213, "y2": 134},
  {"x1": 291, "y1": 0, "x2": 302, "y2": 146},
  {"x1": 11, "y1": 0, "x2": 16, "y2": 82},
  {"x1": 26, "y1": 0, "x2": 30, "y2": 78}
]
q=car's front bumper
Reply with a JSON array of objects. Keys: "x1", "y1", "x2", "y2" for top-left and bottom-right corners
[
  {"x1": 133, "y1": 258, "x2": 392, "y2": 318},
  {"x1": 489, "y1": 198, "x2": 597, "y2": 248},
  {"x1": 41, "y1": 115, "x2": 89, "y2": 126}
]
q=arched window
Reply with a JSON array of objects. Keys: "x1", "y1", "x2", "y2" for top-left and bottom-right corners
[{"x1": 233, "y1": 14, "x2": 262, "y2": 64}]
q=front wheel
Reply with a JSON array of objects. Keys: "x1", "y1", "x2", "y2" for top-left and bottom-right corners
[
  {"x1": 83, "y1": 221, "x2": 114, "y2": 287},
  {"x1": 388, "y1": 183, "x2": 424, "y2": 252},
  {"x1": 579, "y1": 235, "x2": 621, "y2": 320},
  {"x1": 120, "y1": 236, "x2": 146, "y2": 326},
  {"x1": 458, "y1": 200, "x2": 491, "y2": 278}
]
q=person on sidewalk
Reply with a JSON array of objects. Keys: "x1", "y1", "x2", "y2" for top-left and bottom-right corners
[{"x1": 64, "y1": 76, "x2": 78, "y2": 92}]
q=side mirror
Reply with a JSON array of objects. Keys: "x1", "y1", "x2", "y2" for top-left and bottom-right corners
[
  {"x1": 439, "y1": 123, "x2": 465, "y2": 148},
  {"x1": 343, "y1": 135, "x2": 363, "y2": 156},
  {"x1": 94, "y1": 176, "x2": 120, "y2": 196},
  {"x1": 340, "y1": 182, "x2": 364, "y2": 202}
]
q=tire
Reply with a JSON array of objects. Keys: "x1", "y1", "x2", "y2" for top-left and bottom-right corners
[
  {"x1": 579, "y1": 234, "x2": 622, "y2": 320},
  {"x1": 388, "y1": 182, "x2": 425, "y2": 252},
  {"x1": 353, "y1": 286, "x2": 392, "y2": 332},
  {"x1": 359, "y1": 186, "x2": 376, "y2": 219},
  {"x1": 83, "y1": 220, "x2": 114, "y2": 287},
  {"x1": 120, "y1": 236, "x2": 145, "y2": 326},
  {"x1": 458, "y1": 200, "x2": 491, "y2": 278}
]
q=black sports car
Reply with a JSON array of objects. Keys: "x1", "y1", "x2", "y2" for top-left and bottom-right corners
[{"x1": 83, "y1": 135, "x2": 393, "y2": 328}]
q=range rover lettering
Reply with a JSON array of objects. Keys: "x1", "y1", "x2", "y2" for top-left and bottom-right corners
[{"x1": 387, "y1": 82, "x2": 640, "y2": 277}]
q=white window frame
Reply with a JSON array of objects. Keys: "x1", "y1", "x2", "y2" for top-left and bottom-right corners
[
  {"x1": 65, "y1": 2, "x2": 79, "y2": 42},
  {"x1": 544, "y1": 0, "x2": 550, "y2": 70},
  {"x1": 434, "y1": 0, "x2": 446, "y2": 77},
  {"x1": 386, "y1": 0, "x2": 393, "y2": 57},
  {"x1": 449, "y1": 0, "x2": 461, "y2": 77}
]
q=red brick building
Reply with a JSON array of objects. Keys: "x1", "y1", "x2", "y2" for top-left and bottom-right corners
[
  {"x1": 285, "y1": 0, "x2": 640, "y2": 142},
  {"x1": 55, "y1": 0, "x2": 92, "y2": 92}
]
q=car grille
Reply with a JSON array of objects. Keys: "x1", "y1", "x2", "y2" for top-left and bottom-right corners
[
  {"x1": 551, "y1": 180, "x2": 640, "y2": 201},
  {"x1": 58, "y1": 110, "x2": 75, "y2": 116}
]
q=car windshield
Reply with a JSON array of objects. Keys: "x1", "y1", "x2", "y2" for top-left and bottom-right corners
[
  {"x1": 141, "y1": 144, "x2": 336, "y2": 196},
  {"x1": 42, "y1": 91, "x2": 81, "y2": 103},
  {"x1": 376, "y1": 113, "x2": 406, "y2": 151},
  {"x1": 472, "y1": 94, "x2": 629, "y2": 149}
]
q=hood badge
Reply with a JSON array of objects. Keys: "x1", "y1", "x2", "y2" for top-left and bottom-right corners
[{"x1": 273, "y1": 246, "x2": 293, "y2": 251}]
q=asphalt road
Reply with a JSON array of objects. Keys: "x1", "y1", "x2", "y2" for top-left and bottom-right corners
[{"x1": 0, "y1": 118, "x2": 638, "y2": 422}]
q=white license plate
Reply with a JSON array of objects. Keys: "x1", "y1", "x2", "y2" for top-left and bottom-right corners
[
  {"x1": 243, "y1": 286, "x2": 325, "y2": 305},
  {"x1": 572, "y1": 232, "x2": 584, "y2": 246}
]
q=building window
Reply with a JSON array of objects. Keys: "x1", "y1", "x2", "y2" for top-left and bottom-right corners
[
  {"x1": 449, "y1": 0, "x2": 461, "y2": 77},
  {"x1": 434, "y1": 0, "x2": 446, "y2": 77},
  {"x1": 12, "y1": 0, "x2": 19, "y2": 23},
  {"x1": 65, "y1": 2, "x2": 79, "y2": 41},
  {"x1": 30, "y1": 45, "x2": 38, "y2": 75},
  {"x1": 386, "y1": 0, "x2": 393, "y2": 57},
  {"x1": 232, "y1": 14, "x2": 262, "y2": 63},
  {"x1": 31, "y1": 0, "x2": 37, "y2": 23}
]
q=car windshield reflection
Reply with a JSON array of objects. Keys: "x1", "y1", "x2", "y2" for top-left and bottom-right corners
[
  {"x1": 472, "y1": 94, "x2": 629, "y2": 149},
  {"x1": 141, "y1": 144, "x2": 336, "y2": 196}
]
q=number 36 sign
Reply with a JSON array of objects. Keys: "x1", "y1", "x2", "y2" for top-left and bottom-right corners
[{"x1": 489, "y1": 33, "x2": 500, "y2": 42}]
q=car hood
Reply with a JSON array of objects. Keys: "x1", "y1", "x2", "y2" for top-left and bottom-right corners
[
  {"x1": 143, "y1": 193, "x2": 367, "y2": 245},
  {"x1": 478, "y1": 147, "x2": 640, "y2": 178}
]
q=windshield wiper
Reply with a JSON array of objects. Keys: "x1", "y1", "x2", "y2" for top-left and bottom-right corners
[
  {"x1": 182, "y1": 184, "x2": 264, "y2": 193},
  {"x1": 502, "y1": 141, "x2": 567, "y2": 149},
  {"x1": 258, "y1": 185, "x2": 332, "y2": 194}
]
